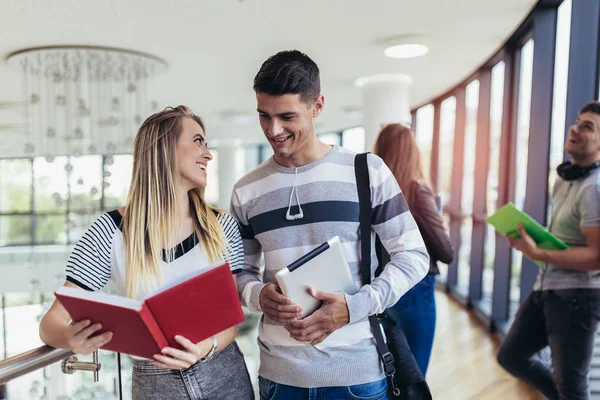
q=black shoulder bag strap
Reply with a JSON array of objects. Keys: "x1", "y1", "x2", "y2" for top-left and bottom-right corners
[{"x1": 354, "y1": 152, "x2": 400, "y2": 396}]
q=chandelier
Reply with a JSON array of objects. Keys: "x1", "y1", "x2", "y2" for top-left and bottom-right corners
[{"x1": 7, "y1": 45, "x2": 168, "y2": 157}]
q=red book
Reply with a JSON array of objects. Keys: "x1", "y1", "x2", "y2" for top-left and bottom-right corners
[{"x1": 54, "y1": 263, "x2": 245, "y2": 359}]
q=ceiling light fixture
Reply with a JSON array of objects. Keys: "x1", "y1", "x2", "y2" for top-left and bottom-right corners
[
  {"x1": 374, "y1": 34, "x2": 429, "y2": 60},
  {"x1": 384, "y1": 43, "x2": 428, "y2": 59},
  {"x1": 6, "y1": 45, "x2": 168, "y2": 156}
]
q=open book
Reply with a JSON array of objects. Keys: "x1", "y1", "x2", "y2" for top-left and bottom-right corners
[
  {"x1": 55, "y1": 262, "x2": 244, "y2": 359},
  {"x1": 486, "y1": 202, "x2": 569, "y2": 266}
]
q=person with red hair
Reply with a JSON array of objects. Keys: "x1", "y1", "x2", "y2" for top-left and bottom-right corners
[{"x1": 374, "y1": 123, "x2": 454, "y2": 376}]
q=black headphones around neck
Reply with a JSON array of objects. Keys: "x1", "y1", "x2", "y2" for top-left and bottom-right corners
[{"x1": 556, "y1": 160, "x2": 600, "y2": 181}]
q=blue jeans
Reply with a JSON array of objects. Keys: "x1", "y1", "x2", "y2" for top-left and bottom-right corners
[
  {"x1": 384, "y1": 274, "x2": 436, "y2": 376},
  {"x1": 497, "y1": 289, "x2": 600, "y2": 400},
  {"x1": 258, "y1": 377, "x2": 388, "y2": 400}
]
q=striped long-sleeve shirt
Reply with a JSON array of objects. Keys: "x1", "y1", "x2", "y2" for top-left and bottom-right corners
[{"x1": 231, "y1": 145, "x2": 429, "y2": 387}]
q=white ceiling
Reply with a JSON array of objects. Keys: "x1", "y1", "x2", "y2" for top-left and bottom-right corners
[{"x1": 0, "y1": 0, "x2": 536, "y2": 157}]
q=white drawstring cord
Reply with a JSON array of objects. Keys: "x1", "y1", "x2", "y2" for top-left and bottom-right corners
[{"x1": 285, "y1": 168, "x2": 304, "y2": 221}]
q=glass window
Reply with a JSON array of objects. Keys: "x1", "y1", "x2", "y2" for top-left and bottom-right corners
[
  {"x1": 205, "y1": 150, "x2": 219, "y2": 206},
  {"x1": 33, "y1": 156, "x2": 69, "y2": 212},
  {"x1": 35, "y1": 214, "x2": 66, "y2": 244},
  {"x1": 103, "y1": 154, "x2": 133, "y2": 210},
  {"x1": 3, "y1": 292, "x2": 45, "y2": 357},
  {"x1": 0, "y1": 159, "x2": 32, "y2": 213},
  {"x1": 6, "y1": 371, "x2": 44, "y2": 399},
  {"x1": 437, "y1": 96, "x2": 457, "y2": 282},
  {"x1": 512, "y1": 39, "x2": 535, "y2": 313},
  {"x1": 482, "y1": 61, "x2": 506, "y2": 312},
  {"x1": 415, "y1": 105, "x2": 434, "y2": 182},
  {"x1": 548, "y1": 0, "x2": 572, "y2": 221},
  {"x1": 68, "y1": 212, "x2": 103, "y2": 243},
  {"x1": 3, "y1": 293, "x2": 123, "y2": 398},
  {"x1": 0, "y1": 297, "x2": 3, "y2": 358},
  {"x1": 457, "y1": 80, "x2": 480, "y2": 297},
  {"x1": 2, "y1": 293, "x2": 46, "y2": 400},
  {"x1": 0, "y1": 215, "x2": 32, "y2": 245},
  {"x1": 342, "y1": 127, "x2": 366, "y2": 153},
  {"x1": 69, "y1": 155, "x2": 103, "y2": 212},
  {"x1": 439, "y1": 97, "x2": 457, "y2": 210},
  {"x1": 318, "y1": 132, "x2": 342, "y2": 146}
]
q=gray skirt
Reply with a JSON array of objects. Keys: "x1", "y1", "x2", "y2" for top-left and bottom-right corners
[{"x1": 132, "y1": 341, "x2": 254, "y2": 399}]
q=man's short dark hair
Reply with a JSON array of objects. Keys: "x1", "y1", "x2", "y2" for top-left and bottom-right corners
[
  {"x1": 579, "y1": 101, "x2": 600, "y2": 116},
  {"x1": 253, "y1": 50, "x2": 320, "y2": 103}
]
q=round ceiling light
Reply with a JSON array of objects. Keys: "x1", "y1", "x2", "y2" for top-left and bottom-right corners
[
  {"x1": 354, "y1": 73, "x2": 413, "y2": 88},
  {"x1": 384, "y1": 44, "x2": 429, "y2": 59}
]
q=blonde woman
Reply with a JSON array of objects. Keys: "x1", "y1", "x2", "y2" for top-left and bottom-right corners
[{"x1": 39, "y1": 106, "x2": 254, "y2": 399}]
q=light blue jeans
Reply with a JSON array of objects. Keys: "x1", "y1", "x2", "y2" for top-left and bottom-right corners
[{"x1": 131, "y1": 341, "x2": 254, "y2": 399}]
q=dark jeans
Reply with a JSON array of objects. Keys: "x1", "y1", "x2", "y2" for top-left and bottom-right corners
[
  {"x1": 258, "y1": 377, "x2": 388, "y2": 400},
  {"x1": 497, "y1": 289, "x2": 600, "y2": 400},
  {"x1": 384, "y1": 274, "x2": 437, "y2": 376}
]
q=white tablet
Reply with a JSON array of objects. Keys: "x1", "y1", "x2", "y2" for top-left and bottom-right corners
[{"x1": 275, "y1": 236, "x2": 358, "y2": 319}]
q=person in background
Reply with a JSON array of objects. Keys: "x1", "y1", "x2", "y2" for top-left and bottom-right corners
[
  {"x1": 39, "y1": 106, "x2": 254, "y2": 400},
  {"x1": 497, "y1": 101, "x2": 600, "y2": 399},
  {"x1": 374, "y1": 123, "x2": 454, "y2": 376}
]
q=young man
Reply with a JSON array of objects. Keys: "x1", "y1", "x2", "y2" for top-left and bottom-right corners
[
  {"x1": 231, "y1": 50, "x2": 429, "y2": 399},
  {"x1": 497, "y1": 101, "x2": 600, "y2": 399}
]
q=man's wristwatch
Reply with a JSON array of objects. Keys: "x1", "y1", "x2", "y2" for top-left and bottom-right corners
[{"x1": 200, "y1": 336, "x2": 218, "y2": 363}]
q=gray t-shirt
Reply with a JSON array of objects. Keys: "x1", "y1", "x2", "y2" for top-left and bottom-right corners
[{"x1": 534, "y1": 167, "x2": 600, "y2": 291}]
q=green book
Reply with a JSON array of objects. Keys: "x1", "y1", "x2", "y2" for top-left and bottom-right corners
[{"x1": 486, "y1": 202, "x2": 568, "y2": 266}]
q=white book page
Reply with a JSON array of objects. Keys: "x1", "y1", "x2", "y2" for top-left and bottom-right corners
[
  {"x1": 57, "y1": 286, "x2": 142, "y2": 310},
  {"x1": 147, "y1": 260, "x2": 226, "y2": 299}
]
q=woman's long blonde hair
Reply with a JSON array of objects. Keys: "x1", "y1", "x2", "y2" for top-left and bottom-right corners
[
  {"x1": 373, "y1": 123, "x2": 432, "y2": 208},
  {"x1": 122, "y1": 106, "x2": 225, "y2": 298}
]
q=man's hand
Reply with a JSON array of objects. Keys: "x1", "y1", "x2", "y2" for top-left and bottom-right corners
[
  {"x1": 259, "y1": 283, "x2": 303, "y2": 324},
  {"x1": 507, "y1": 224, "x2": 540, "y2": 260},
  {"x1": 285, "y1": 288, "x2": 349, "y2": 345}
]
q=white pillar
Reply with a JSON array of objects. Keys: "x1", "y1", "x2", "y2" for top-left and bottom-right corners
[
  {"x1": 356, "y1": 74, "x2": 412, "y2": 152},
  {"x1": 216, "y1": 143, "x2": 246, "y2": 210}
]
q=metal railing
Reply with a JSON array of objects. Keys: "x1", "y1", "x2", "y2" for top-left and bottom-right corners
[{"x1": 0, "y1": 345, "x2": 72, "y2": 385}]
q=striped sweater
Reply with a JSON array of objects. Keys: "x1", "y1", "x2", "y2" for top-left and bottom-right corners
[{"x1": 231, "y1": 145, "x2": 429, "y2": 387}]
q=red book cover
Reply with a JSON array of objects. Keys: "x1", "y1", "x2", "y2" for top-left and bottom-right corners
[
  {"x1": 54, "y1": 262, "x2": 244, "y2": 359},
  {"x1": 145, "y1": 263, "x2": 246, "y2": 349},
  {"x1": 54, "y1": 291, "x2": 168, "y2": 359}
]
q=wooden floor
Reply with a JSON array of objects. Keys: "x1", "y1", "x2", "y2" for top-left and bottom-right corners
[{"x1": 428, "y1": 290, "x2": 542, "y2": 400}]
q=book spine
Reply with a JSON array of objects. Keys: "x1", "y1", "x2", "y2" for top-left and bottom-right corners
[{"x1": 139, "y1": 302, "x2": 169, "y2": 350}]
